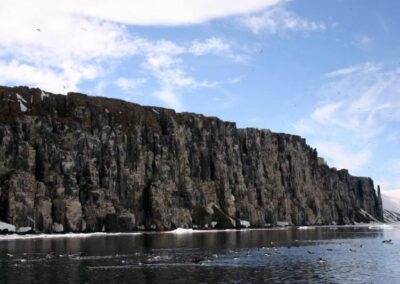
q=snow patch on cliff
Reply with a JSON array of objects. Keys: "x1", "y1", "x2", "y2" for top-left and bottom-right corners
[
  {"x1": 16, "y1": 93, "x2": 28, "y2": 112},
  {"x1": 359, "y1": 209, "x2": 380, "y2": 222},
  {"x1": 40, "y1": 90, "x2": 49, "y2": 100}
]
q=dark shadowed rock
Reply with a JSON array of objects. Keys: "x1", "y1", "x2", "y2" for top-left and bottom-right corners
[{"x1": 0, "y1": 86, "x2": 383, "y2": 233}]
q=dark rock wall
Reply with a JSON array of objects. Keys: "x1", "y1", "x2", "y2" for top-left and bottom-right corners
[{"x1": 0, "y1": 86, "x2": 383, "y2": 233}]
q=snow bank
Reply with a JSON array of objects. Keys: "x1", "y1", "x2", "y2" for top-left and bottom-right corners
[
  {"x1": 239, "y1": 220, "x2": 250, "y2": 228},
  {"x1": 16, "y1": 227, "x2": 32, "y2": 233},
  {"x1": 0, "y1": 232, "x2": 143, "y2": 241},
  {"x1": 277, "y1": 221, "x2": 289, "y2": 227},
  {"x1": 168, "y1": 228, "x2": 195, "y2": 234},
  {"x1": 298, "y1": 226, "x2": 315, "y2": 230},
  {"x1": 0, "y1": 221, "x2": 16, "y2": 232}
]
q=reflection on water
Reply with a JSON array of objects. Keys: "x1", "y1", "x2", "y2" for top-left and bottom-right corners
[{"x1": 0, "y1": 225, "x2": 399, "y2": 283}]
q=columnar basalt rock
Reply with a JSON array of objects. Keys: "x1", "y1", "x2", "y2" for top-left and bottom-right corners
[{"x1": 0, "y1": 86, "x2": 383, "y2": 233}]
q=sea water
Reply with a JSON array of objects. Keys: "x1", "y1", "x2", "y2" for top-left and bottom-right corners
[{"x1": 0, "y1": 225, "x2": 399, "y2": 283}]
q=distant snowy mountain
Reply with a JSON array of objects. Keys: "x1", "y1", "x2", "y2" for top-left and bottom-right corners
[{"x1": 381, "y1": 190, "x2": 400, "y2": 223}]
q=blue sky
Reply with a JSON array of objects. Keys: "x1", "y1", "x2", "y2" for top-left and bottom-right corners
[{"x1": 0, "y1": 0, "x2": 399, "y2": 190}]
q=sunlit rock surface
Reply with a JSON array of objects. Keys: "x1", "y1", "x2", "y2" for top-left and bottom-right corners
[{"x1": 0, "y1": 86, "x2": 383, "y2": 233}]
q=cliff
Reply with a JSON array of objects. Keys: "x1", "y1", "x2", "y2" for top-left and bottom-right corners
[{"x1": 0, "y1": 86, "x2": 383, "y2": 233}]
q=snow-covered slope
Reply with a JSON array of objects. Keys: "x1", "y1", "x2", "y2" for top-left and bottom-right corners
[{"x1": 381, "y1": 190, "x2": 400, "y2": 223}]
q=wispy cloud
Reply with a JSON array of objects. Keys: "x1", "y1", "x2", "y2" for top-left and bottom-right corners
[
  {"x1": 352, "y1": 35, "x2": 374, "y2": 51},
  {"x1": 153, "y1": 89, "x2": 183, "y2": 111},
  {"x1": 310, "y1": 102, "x2": 348, "y2": 128},
  {"x1": 240, "y1": 6, "x2": 325, "y2": 34},
  {"x1": 376, "y1": 159, "x2": 400, "y2": 190},
  {"x1": 229, "y1": 77, "x2": 243, "y2": 84},
  {"x1": 0, "y1": 0, "x2": 254, "y2": 104},
  {"x1": 188, "y1": 37, "x2": 230, "y2": 56},
  {"x1": 136, "y1": 38, "x2": 233, "y2": 109},
  {"x1": 143, "y1": 52, "x2": 218, "y2": 89},
  {"x1": 74, "y1": 0, "x2": 284, "y2": 26},
  {"x1": 0, "y1": 5, "x2": 234, "y2": 106},
  {"x1": 0, "y1": 4, "x2": 138, "y2": 93},
  {"x1": 115, "y1": 77, "x2": 148, "y2": 91},
  {"x1": 0, "y1": 0, "x2": 319, "y2": 109},
  {"x1": 324, "y1": 62, "x2": 379, "y2": 79},
  {"x1": 0, "y1": 60, "x2": 100, "y2": 93},
  {"x1": 293, "y1": 62, "x2": 400, "y2": 180},
  {"x1": 314, "y1": 141, "x2": 371, "y2": 173}
]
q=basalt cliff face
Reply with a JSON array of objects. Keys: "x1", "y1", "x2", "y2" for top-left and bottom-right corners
[{"x1": 0, "y1": 86, "x2": 383, "y2": 233}]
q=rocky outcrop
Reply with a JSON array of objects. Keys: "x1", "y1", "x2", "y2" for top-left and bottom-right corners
[{"x1": 0, "y1": 86, "x2": 383, "y2": 233}]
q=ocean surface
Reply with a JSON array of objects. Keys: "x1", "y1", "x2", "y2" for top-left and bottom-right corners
[{"x1": 0, "y1": 225, "x2": 399, "y2": 283}]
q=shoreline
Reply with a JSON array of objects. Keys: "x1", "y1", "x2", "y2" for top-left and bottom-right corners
[{"x1": 1, "y1": 223, "x2": 399, "y2": 241}]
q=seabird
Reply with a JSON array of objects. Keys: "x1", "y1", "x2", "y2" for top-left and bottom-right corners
[
  {"x1": 382, "y1": 239, "x2": 393, "y2": 244},
  {"x1": 318, "y1": 257, "x2": 327, "y2": 264}
]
